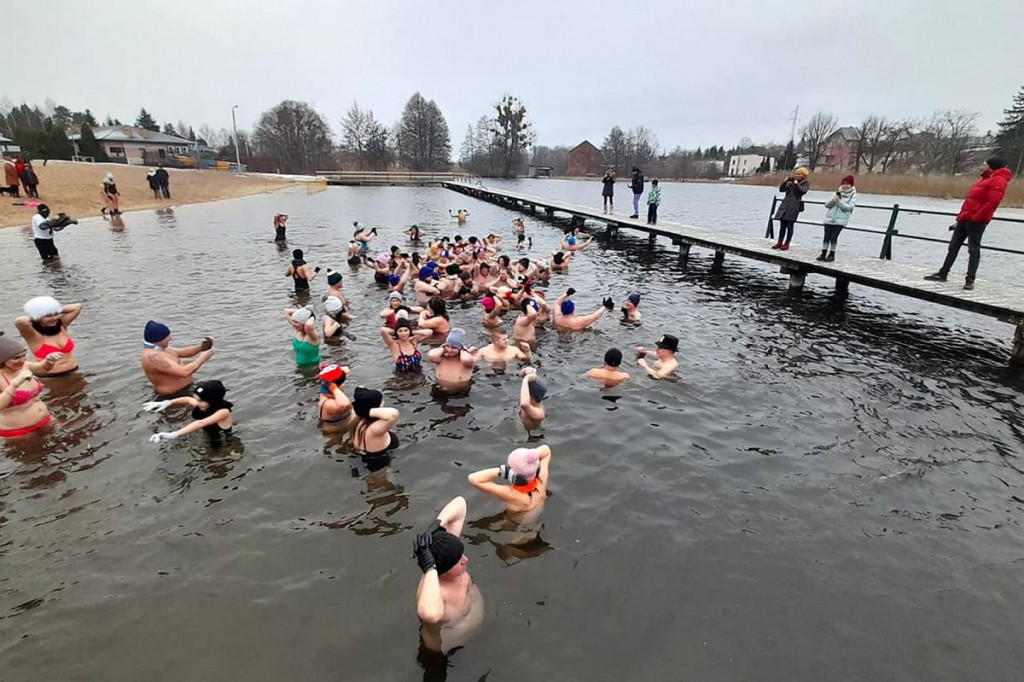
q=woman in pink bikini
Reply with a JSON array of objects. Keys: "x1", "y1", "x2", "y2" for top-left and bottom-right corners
[
  {"x1": 15, "y1": 296, "x2": 83, "y2": 376},
  {"x1": 0, "y1": 335, "x2": 61, "y2": 438}
]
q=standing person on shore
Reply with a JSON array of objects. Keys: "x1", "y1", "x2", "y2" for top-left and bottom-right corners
[
  {"x1": 772, "y1": 167, "x2": 810, "y2": 250},
  {"x1": 925, "y1": 157, "x2": 1013, "y2": 290},
  {"x1": 140, "y1": 321, "x2": 216, "y2": 396},
  {"x1": 273, "y1": 213, "x2": 288, "y2": 242},
  {"x1": 21, "y1": 161, "x2": 39, "y2": 198},
  {"x1": 818, "y1": 175, "x2": 857, "y2": 262},
  {"x1": 155, "y1": 165, "x2": 170, "y2": 199},
  {"x1": 146, "y1": 169, "x2": 160, "y2": 198},
  {"x1": 629, "y1": 166, "x2": 644, "y2": 219},
  {"x1": 30, "y1": 204, "x2": 77, "y2": 262},
  {"x1": 15, "y1": 156, "x2": 27, "y2": 193},
  {"x1": 101, "y1": 172, "x2": 121, "y2": 216},
  {"x1": 3, "y1": 154, "x2": 19, "y2": 196},
  {"x1": 602, "y1": 168, "x2": 615, "y2": 214},
  {"x1": 646, "y1": 179, "x2": 661, "y2": 225}
]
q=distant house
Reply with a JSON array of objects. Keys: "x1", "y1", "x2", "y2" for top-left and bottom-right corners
[
  {"x1": 567, "y1": 140, "x2": 603, "y2": 177},
  {"x1": 68, "y1": 125, "x2": 194, "y2": 165},
  {"x1": 819, "y1": 126, "x2": 860, "y2": 172},
  {"x1": 0, "y1": 136, "x2": 21, "y2": 155},
  {"x1": 727, "y1": 154, "x2": 772, "y2": 177}
]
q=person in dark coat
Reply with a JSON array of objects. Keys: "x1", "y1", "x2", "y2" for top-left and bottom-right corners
[
  {"x1": 925, "y1": 156, "x2": 1012, "y2": 290},
  {"x1": 155, "y1": 165, "x2": 170, "y2": 199},
  {"x1": 146, "y1": 169, "x2": 160, "y2": 198},
  {"x1": 20, "y1": 161, "x2": 39, "y2": 198},
  {"x1": 629, "y1": 166, "x2": 644, "y2": 219},
  {"x1": 772, "y1": 167, "x2": 809, "y2": 250},
  {"x1": 601, "y1": 168, "x2": 615, "y2": 214}
]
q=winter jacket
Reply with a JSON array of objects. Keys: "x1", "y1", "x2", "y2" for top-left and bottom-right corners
[
  {"x1": 823, "y1": 187, "x2": 856, "y2": 226},
  {"x1": 21, "y1": 167, "x2": 38, "y2": 186},
  {"x1": 601, "y1": 175, "x2": 615, "y2": 197},
  {"x1": 774, "y1": 177, "x2": 809, "y2": 222},
  {"x1": 957, "y1": 168, "x2": 1012, "y2": 224},
  {"x1": 3, "y1": 160, "x2": 18, "y2": 186},
  {"x1": 147, "y1": 172, "x2": 159, "y2": 190},
  {"x1": 647, "y1": 186, "x2": 661, "y2": 205},
  {"x1": 630, "y1": 171, "x2": 644, "y2": 194},
  {"x1": 155, "y1": 168, "x2": 169, "y2": 187}
]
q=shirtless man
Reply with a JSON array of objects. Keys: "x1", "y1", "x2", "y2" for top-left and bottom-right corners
[
  {"x1": 414, "y1": 266, "x2": 442, "y2": 305},
  {"x1": 413, "y1": 496, "x2": 483, "y2": 654},
  {"x1": 636, "y1": 333, "x2": 679, "y2": 380},
  {"x1": 561, "y1": 230, "x2": 593, "y2": 252},
  {"x1": 140, "y1": 320, "x2": 215, "y2": 396},
  {"x1": 550, "y1": 250, "x2": 572, "y2": 272},
  {"x1": 553, "y1": 289, "x2": 613, "y2": 331},
  {"x1": 427, "y1": 328, "x2": 478, "y2": 392},
  {"x1": 513, "y1": 299, "x2": 540, "y2": 346},
  {"x1": 476, "y1": 328, "x2": 530, "y2": 368},
  {"x1": 449, "y1": 209, "x2": 470, "y2": 224},
  {"x1": 622, "y1": 292, "x2": 642, "y2": 323},
  {"x1": 518, "y1": 367, "x2": 546, "y2": 430},
  {"x1": 587, "y1": 348, "x2": 631, "y2": 387},
  {"x1": 481, "y1": 296, "x2": 502, "y2": 328}
]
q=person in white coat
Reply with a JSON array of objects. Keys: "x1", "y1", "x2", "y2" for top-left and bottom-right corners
[{"x1": 817, "y1": 175, "x2": 857, "y2": 262}]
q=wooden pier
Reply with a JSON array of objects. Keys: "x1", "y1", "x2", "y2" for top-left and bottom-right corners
[
  {"x1": 316, "y1": 171, "x2": 470, "y2": 186},
  {"x1": 442, "y1": 181, "x2": 1024, "y2": 365}
]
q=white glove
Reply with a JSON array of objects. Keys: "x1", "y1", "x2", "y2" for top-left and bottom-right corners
[
  {"x1": 149, "y1": 431, "x2": 179, "y2": 443},
  {"x1": 142, "y1": 400, "x2": 172, "y2": 413}
]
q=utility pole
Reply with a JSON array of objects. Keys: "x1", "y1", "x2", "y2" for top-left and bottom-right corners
[
  {"x1": 232, "y1": 105, "x2": 243, "y2": 174},
  {"x1": 788, "y1": 105, "x2": 800, "y2": 143}
]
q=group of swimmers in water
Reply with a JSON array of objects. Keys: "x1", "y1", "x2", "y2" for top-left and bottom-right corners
[{"x1": 0, "y1": 205, "x2": 679, "y2": 653}]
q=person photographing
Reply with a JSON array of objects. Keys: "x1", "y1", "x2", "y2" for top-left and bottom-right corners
[{"x1": 31, "y1": 204, "x2": 77, "y2": 261}]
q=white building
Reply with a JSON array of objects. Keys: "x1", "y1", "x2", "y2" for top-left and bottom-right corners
[
  {"x1": 728, "y1": 154, "x2": 773, "y2": 177},
  {"x1": 0, "y1": 136, "x2": 21, "y2": 155},
  {"x1": 68, "y1": 125, "x2": 195, "y2": 165}
]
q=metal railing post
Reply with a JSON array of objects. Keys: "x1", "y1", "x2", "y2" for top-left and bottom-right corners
[
  {"x1": 765, "y1": 195, "x2": 777, "y2": 239},
  {"x1": 879, "y1": 203, "x2": 900, "y2": 260}
]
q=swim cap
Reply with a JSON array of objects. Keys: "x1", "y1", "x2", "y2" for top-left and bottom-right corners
[
  {"x1": 445, "y1": 328, "x2": 466, "y2": 350},
  {"x1": 431, "y1": 529, "x2": 465, "y2": 575},
  {"x1": 144, "y1": 320, "x2": 171, "y2": 343},
  {"x1": 291, "y1": 308, "x2": 313, "y2": 324},
  {"x1": 604, "y1": 348, "x2": 623, "y2": 367},
  {"x1": 560, "y1": 300, "x2": 575, "y2": 316},
  {"x1": 567, "y1": 236, "x2": 577, "y2": 245},
  {"x1": 528, "y1": 378, "x2": 547, "y2": 403},
  {"x1": 627, "y1": 293, "x2": 641, "y2": 307},
  {"x1": 195, "y1": 380, "x2": 231, "y2": 411},
  {"x1": 553, "y1": 252, "x2": 564, "y2": 264},
  {"x1": 353, "y1": 386, "x2": 383, "y2": 418},
  {"x1": 388, "y1": 274, "x2": 401, "y2": 286},
  {"x1": 24, "y1": 296, "x2": 62, "y2": 321},
  {"x1": 324, "y1": 296, "x2": 343, "y2": 313},
  {"x1": 317, "y1": 364, "x2": 347, "y2": 383},
  {"x1": 508, "y1": 447, "x2": 540, "y2": 481},
  {"x1": 0, "y1": 335, "x2": 26, "y2": 365},
  {"x1": 327, "y1": 272, "x2": 343, "y2": 286},
  {"x1": 418, "y1": 266, "x2": 434, "y2": 281},
  {"x1": 481, "y1": 296, "x2": 496, "y2": 312},
  {"x1": 388, "y1": 291, "x2": 404, "y2": 302}
]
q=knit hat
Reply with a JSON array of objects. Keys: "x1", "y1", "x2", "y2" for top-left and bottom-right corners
[
  {"x1": 291, "y1": 308, "x2": 313, "y2": 325},
  {"x1": 604, "y1": 348, "x2": 623, "y2": 367},
  {"x1": 0, "y1": 335, "x2": 26, "y2": 365},
  {"x1": 528, "y1": 378, "x2": 548, "y2": 403},
  {"x1": 841, "y1": 175, "x2": 855, "y2": 186},
  {"x1": 560, "y1": 300, "x2": 575, "y2": 316},
  {"x1": 324, "y1": 296, "x2": 343, "y2": 314},
  {"x1": 481, "y1": 296, "x2": 496, "y2": 312},
  {"x1": 388, "y1": 274, "x2": 401, "y2": 286},
  {"x1": 986, "y1": 156, "x2": 1007, "y2": 170},
  {"x1": 388, "y1": 291, "x2": 403, "y2": 302},
  {"x1": 430, "y1": 529, "x2": 465, "y2": 575},
  {"x1": 418, "y1": 266, "x2": 434, "y2": 281},
  {"x1": 23, "y1": 296, "x2": 61, "y2": 320},
  {"x1": 508, "y1": 447, "x2": 541, "y2": 480},
  {"x1": 352, "y1": 386, "x2": 383, "y2": 418},
  {"x1": 445, "y1": 328, "x2": 465, "y2": 349},
  {"x1": 144, "y1": 320, "x2": 171, "y2": 343},
  {"x1": 627, "y1": 293, "x2": 641, "y2": 307},
  {"x1": 327, "y1": 272, "x2": 343, "y2": 286},
  {"x1": 317, "y1": 364, "x2": 348, "y2": 383}
]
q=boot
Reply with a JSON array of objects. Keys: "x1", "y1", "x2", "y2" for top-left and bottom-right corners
[
  {"x1": 771, "y1": 242, "x2": 783, "y2": 250},
  {"x1": 963, "y1": 277, "x2": 975, "y2": 291},
  {"x1": 923, "y1": 272, "x2": 947, "y2": 282},
  {"x1": 825, "y1": 251, "x2": 835, "y2": 262},
  {"x1": 816, "y1": 250, "x2": 827, "y2": 261},
  {"x1": 779, "y1": 243, "x2": 790, "y2": 251}
]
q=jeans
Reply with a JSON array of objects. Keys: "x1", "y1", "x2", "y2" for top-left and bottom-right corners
[
  {"x1": 647, "y1": 203, "x2": 658, "y2": 224},
  {"x1": 632, "y1": 193, "x2": 641, "y2": 216},
  {"x1": 940, "y1": 221, "x2": 987, "y2": 280},
  {"x1": 778, "y1": 220, "x2": 795, "y2": 244},
  {"x1": 822, "y1": 224, "x2": 844, "y2": 250}
]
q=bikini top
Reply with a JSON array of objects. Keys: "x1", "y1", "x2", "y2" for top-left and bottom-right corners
[
  {"x1": 35, "y1": 336, "x2": 75, "y2": 359},
  {"x1": 2, "y1": 373, "x2": 43, "y2": 407}
]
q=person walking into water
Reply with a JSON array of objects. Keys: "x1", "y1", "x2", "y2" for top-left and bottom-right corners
[
  {"x1": 101, "y1": 172, "x2": 120, "y2": 216},
  {"x1": 602, "y1": 168, "x2": 615, "y2": 214},
  {"x1": 772, "y1": 167, "x2": 809, "y2": 250},
  {"x1": 646, "y1": 178, "x2": 661, "y2": 225},
  {"x1": 629, "y1": 166, "x2": 644, "y2": 219},
  {"x1": 818, "y1": 175, "x2": 857, "y2": 262},
  {"x1": 925, "y1": 157, "x2": 1013, "y2": 290}
]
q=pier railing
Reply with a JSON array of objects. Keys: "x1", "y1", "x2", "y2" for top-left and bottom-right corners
[{"x1": 766, "y1": 196, "x2": 1024, "y2": 260}]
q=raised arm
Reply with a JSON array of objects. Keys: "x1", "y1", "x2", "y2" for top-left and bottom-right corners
[
  {"x1": 151, "y1": 349, "x2": 213, "y2": 377},
  {"x1": 427, "y1": 347, "x2": 444, "y2": 364},
  {"x1": 437, "y1": 495, "x2": 467, "y2": 536},
  {"x1": 467, "y1": 467, "x2": 519, "y2": 504},
  {"x1": 380, "y1": 327, "x2": 399, "y2": 356},
  {"x1": 61, "y1": 302, "x2": 84, "y2": 327},
  {"x1": 365, "y1": 406, "x2": 399, "y2": 438},
  {"x1": 303, "y1": 318, "x2": 320, "y2": 345}
]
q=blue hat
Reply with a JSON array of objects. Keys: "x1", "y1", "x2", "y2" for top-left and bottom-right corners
[
  {"x1": 528, "y1": 378, "x2": 547, "y2": 403},
  {"x1": 560, "y1": 300, "x2": 575, "y2": 316},
  {"x1": 567, "y1": 236, "x2": 577, "y2": 245},
  {"x1": 628, "y1": 293, "x2": 641, "y2": 306},
  {"x1": 144, "y1": 320, "x2": 170, "y2": 343},
  {"x1": 419, "y1": 266, "x2": 434, "y2": 281},
  {"x1": 445, "y1": 327, "x2": 466, "y2": 349},
  {"x1": 388, "y1": 274, "x2": 401, "y2": 286}
]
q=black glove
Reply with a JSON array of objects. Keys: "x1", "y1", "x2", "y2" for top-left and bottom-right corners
[
  {"x1": 414, "y1": 532, "x2": 436, "y2": 573},
  {"x1": 566, "y1": 288, "x2": 576, "y2": 297},
  {"x1": 603, "y1": 297, "x2": 614, "y2": 310},
  {"x1": 370, "y1": 227, "x2": 378, "y2": 235},
  {"x1": 948, "y1": 223, "x2": 957, "y2": 231},
  {"x1": 314, "y1": 266, "x2": 321, "y2": 273}
]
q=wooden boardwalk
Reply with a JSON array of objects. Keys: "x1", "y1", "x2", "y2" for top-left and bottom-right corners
[
  {"x1": 442, "y1": 181, "x2": 1024, "y2": 364},
  {"x1": 316, "y1": 171, "x2": 470, "y2": 186}
]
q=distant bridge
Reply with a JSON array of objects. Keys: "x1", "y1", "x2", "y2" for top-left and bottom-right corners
[{"x1": 315, "y1": 171, "x2": 471, "y2": 186}]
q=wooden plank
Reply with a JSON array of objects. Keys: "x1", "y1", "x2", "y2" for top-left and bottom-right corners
[{"x1": 442, "y1": 181, "x2": 1024, "y2": 325}]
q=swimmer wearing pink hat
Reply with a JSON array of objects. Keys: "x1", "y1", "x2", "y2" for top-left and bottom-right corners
[{"x1": 467, "y1": 444, "x2": 552, "y2": 514}]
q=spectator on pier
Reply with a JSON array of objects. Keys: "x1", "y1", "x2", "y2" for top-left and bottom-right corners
[
  {"x1": 818, "y1": 175, "x2": 857, "y2": 262},
  {"x1": 629, "y1": 166, "x2": 644, "y2": 219},
  {"x1": 602, "y1": 168, "x2": 615, "y2": 214},
  {"x1": 647, "y1": 178, "x2": 661, "y2": 225},
  {"x1": 925, "y1": 157, "x2": 1013, "y2": 290},
  {"x1": 772, "y1": 167, "x2": 809, "y2": 251}
]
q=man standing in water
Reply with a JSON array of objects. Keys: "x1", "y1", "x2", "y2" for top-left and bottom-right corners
[
  {"x1": 427, "y1": 328, "x2": 477, "y2": 392},
  {"x1": 553, "y1": 289, "x2": 614, "y2": 331},
  {"x1": 31, "y1": 204, "x2": 77, "y2": 262},
  {"x1": 636, "y1": 334, "x2": 679, "y2": 379},
  {"x1": 477, "y1": 328, "x2": 531, "y2": 368},
  {"x1": 413, "y1": 496, "x2": 483, "y2": 653},
  {"x1": 140, "y1": 321, "x2": 216, "y2": 396}
]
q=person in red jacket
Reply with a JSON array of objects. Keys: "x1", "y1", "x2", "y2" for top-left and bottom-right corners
[{"x1": 925, "y1": 156, "x2": 1012, "y2": 290}]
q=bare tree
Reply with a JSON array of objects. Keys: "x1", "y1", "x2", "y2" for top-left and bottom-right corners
[
  {"x1": 626, "y1": 126, "x2": 659, "y2": 169},
  {"x1": 799, "y1": 112, "x2": 839, "y2": 170},
  {"x1": 601, "y1": 126, "x2": 628, "y2": 174},
  {"x1": 340, "y1": 101, "x2": 371, "y2": 160},
  {"x1": 252, "y1": 100, "x2": 334, "y2": 174},
  {"x1": 491, "y1": 95, "x2": 535, "y2": 178}
]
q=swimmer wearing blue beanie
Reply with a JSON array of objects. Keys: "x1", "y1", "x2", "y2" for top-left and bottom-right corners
[
  {"x1": 140, "y1": 320, "x2": 215, "y2": 396},
  {"x1": 553, "y1": 288, "x2": 614, "y2": 331}
]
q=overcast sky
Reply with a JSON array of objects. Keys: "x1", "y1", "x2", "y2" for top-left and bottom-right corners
[{"x1": 7, "y1": 0, "x2": 1024, "y2": 151}]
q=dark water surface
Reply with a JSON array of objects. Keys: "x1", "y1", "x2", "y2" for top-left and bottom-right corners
[{"x1": 2, "y1": 182, "x2": 1024, "y2": 682}]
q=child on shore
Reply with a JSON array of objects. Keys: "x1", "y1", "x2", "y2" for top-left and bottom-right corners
[{"x1": 646, "y1": 179, "x2": 661, "y2": 225}]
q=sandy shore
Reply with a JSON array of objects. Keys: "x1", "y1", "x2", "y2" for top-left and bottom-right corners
[{"x1": 1, "y1": 162, "x2": 297, "y2": 228}]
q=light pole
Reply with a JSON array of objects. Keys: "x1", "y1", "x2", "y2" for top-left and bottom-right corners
[{"x1": 231, "y1": 105, "x2": 243, "y2": 173}]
